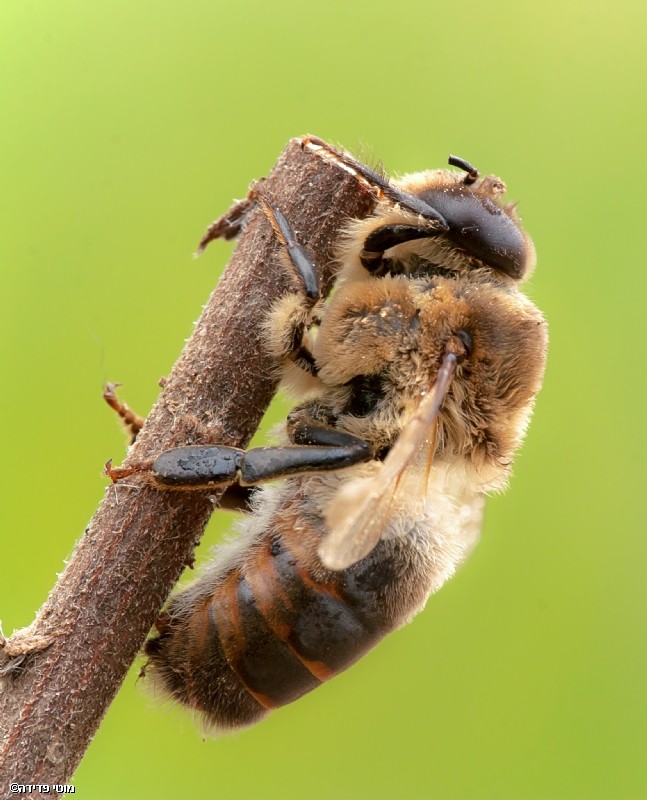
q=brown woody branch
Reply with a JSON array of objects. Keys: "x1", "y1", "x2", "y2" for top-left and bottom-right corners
[{"x1": 0, "y1": 136, "x2": 378, "y2": 795}]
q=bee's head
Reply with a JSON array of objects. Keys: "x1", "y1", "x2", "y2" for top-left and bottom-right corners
[
  {"x1": 394, "y1": 157, "x2": 536, "y2": 280},
  {"x1": 337, "y1": 156, "x2": 536, "y2": 288}
]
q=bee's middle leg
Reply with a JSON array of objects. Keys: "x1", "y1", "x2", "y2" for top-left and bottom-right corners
[{"x1": 261, "y1": 202, "x2": 324, "y2": 377}]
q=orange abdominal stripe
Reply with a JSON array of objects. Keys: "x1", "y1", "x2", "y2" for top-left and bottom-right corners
[{"x1": 212, "y1": 569, "x2": 321, "y2": 706}]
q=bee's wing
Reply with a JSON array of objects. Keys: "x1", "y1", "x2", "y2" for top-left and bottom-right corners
[{"x1": 320, "y1": 352, "x2": 458, "y2": 571}]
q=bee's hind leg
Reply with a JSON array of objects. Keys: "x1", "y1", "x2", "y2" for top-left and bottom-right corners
[{"x1": 150, "y1": 422, "x2": 373, "y2": 490}]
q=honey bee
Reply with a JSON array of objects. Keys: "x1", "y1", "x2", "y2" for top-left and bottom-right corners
[{"x1": 113, "y1": 143, "x2": 547, "y2": 731}]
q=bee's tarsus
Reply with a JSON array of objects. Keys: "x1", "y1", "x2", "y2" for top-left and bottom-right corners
[
  {"x1": 104, "y1": 459, "x2": 148, "y2": 483},
  {"x1": 103, "y1": 383, "x2": 145, "y2": 443}
]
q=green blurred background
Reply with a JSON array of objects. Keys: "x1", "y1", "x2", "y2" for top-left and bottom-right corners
[{"x1": 2, "y1": 1, "x2": 646, "y2": 798}]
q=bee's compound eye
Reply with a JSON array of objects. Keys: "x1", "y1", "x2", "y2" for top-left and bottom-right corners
[{"x1": 418, "y1": 187, "x2": 530, "y2": 278}]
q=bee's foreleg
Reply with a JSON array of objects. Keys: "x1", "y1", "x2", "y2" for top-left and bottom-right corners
[
  {"x1": 359, "y1": 224, "x2": 445, "y2": 274},
  {"x1": 150, "y1": 432, "x2": 373, "y2": 489},
  {"x1": 303, "y1": 137, "x2": 449, "y2": 226}
]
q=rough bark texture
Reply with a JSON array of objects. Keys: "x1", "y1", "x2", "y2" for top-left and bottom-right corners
[{"x1": 0, "y1": 136, "x2": 378, "y2": 796}]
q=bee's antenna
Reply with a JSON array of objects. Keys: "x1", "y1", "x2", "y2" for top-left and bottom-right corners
[{"x1": 448, "y1": 155, "x2": 479, "y2": 185}]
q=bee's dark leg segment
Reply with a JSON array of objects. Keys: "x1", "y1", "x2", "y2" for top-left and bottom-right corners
[
  {"x1": 281, "y1": 321, "x2": 318, "y2": 377},
  {"x1": 303, "y1": 136, "x2": 449, "y2": 227},
  {"x1": 360, "y1": 224, "x2": 445, "y2": 273},
  {"x1": 287, "y1": 415, "x2": 370, "y2": 450},
  {"x1": 284, "y1": 317, "x2": 318, "y2": 375},
  {"x1": 151, "y1": 436, "x2": 373, "y2": 489},
  {"x1": 152, "y1": 446, "x2": 245, "y2": 487},
  {"x1": 146, "y1": 447, "x2": 272, "y2": 511},
  {"x1": 303, "y1": 136, "x2": 394, "y2": 196},
  {"x1": 262, "y1": 200, "x2": 322, "y2": 375},
  {"x1": 291, "y1": 342, "x2": 318, "y2": 375},
  {"x1": 238, "y1": 441, "x2": 371, "y2": 485},
  {"x1": 261, "y1": 202, "x2": 320, "y2": 301}
]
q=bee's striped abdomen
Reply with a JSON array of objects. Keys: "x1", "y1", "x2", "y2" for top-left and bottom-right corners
[
  {"x1": 145, "y1": 499, "x2": 413, "y2": 730},
  {"x1": 211, "y1": 567, "x2": 321, "y2": 708},
  {"x1": 211, "y1": 531, "x2": 385, "y2": 713}
]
